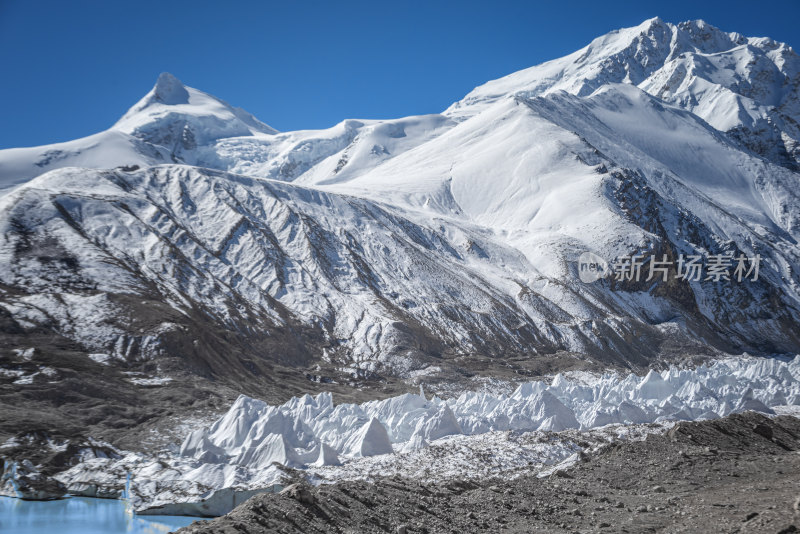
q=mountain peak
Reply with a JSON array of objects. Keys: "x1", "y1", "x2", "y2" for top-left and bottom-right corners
[
  {"x1": 640, "y1": 15, "x2": 665, "y2": 29},
  {"x1": 153, "y1": 72, "x2": 189, "y2": 105},
  {"x1": 113, "y1": 72, "x2": 276, "y2": 149},
  {"x1": 446, "y1": 17, "x2": 794, "y2": 119}
]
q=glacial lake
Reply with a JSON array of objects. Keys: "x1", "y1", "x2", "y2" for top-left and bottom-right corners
[{"x1": 0, "y1": 496, "x2": 204, "y2": 533}]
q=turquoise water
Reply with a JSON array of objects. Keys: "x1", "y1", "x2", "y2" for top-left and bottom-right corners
[{"x1": 0, "y1": 496, "x2": 204, "y2": 534}]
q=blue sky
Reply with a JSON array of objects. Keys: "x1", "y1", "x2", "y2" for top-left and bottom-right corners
[{"x1": 1, "y1": 0, "x2": 799, "y2": 149}]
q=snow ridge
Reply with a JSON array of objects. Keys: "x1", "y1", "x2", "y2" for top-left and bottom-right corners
[{"x1": 1, "y1": 19, "x2": 800, "y2": 374}]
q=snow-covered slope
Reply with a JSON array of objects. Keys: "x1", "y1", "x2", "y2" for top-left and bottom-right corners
[
  {"x1": 1, "y1": 19, "x2": 800, "y2": 383},
  {"x1": 0, "y1": 130, "x2": 168, "y2": 193},
  {"x1": 446, "y1": 17, "x2": 800, "y2": 170}
]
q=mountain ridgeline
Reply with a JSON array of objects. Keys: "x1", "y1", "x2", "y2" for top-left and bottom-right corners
[{"x1": 1, "y1": 18, "x2": 800, "y2": 399}]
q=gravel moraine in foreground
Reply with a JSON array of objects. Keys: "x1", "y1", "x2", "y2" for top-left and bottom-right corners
[{"x1": 176, "y1": 411, "x2": 800, "y2": 534}]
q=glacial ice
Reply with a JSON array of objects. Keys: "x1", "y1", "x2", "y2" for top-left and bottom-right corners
[
  {"x1": 344, "y1": 418, "x2": 394, "y2": 458},
  {"x1": 49, "y1": 355, "x2": 800, "y2": 517},
  {"x1": 181, "y1": 356, "x2": 800, "y2": 470}
]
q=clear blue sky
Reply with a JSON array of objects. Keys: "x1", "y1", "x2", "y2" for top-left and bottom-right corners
[{"x1": 1, "y1": 0, "x2": 799, "y2": 149}]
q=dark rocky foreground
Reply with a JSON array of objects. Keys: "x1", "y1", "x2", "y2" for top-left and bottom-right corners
[{"x1": 176, "y1": 412, "x2": 800, "y2": 534}]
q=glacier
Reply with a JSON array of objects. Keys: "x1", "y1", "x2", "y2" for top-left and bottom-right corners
[
  {"x1": 180, "y1": 356, "x2": 800, "y2": 465},
  {"x1": 47, "y1": 355, "x2": 800, "y2": 516}
]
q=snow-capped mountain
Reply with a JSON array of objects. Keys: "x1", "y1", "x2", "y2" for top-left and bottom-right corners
[
  {"x1": 2, "y1": 18, "x2": 800, "y2": 387},
  {"x1": 447, "y1": 18, "x2": 800, "y2": 170}
]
